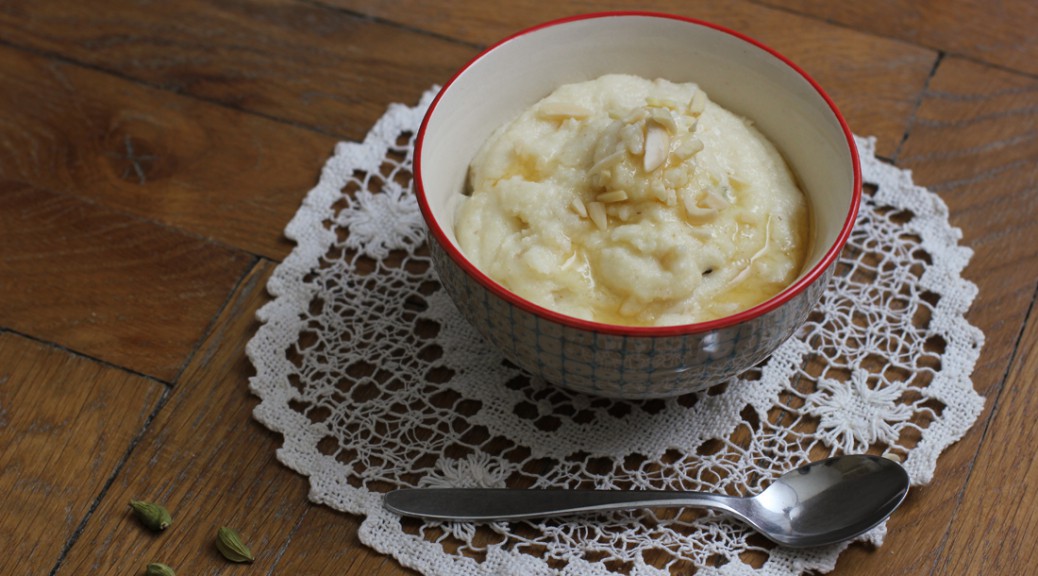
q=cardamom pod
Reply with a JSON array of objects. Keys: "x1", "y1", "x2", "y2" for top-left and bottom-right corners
[
  {"x1": 145, "y1": 562, "x2": 176, "y2": 576},
  {"x1": 129, "y1": 500, "x2": 172, "y2": 531},
  {"x1": 216, "y1": 526, "x2": 254, "y2": 563}
]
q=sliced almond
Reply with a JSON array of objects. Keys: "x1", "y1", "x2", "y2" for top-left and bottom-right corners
[
  {"x1": 702, "y1": 188, "x2": 730, "y2": 210},
  {"x1": 681, "y1": 189, "x2": 719, "y2": 218},
  {"x1": 589, "y1": 148, "x2": 626, "y2": 176},
  {"x1": 570, "y1": 196, "x2": 588, "y2": 218},
  {"x1": 651, "y1": 183, "x2": 677, "y2": 206},
  {"x1": 643, "y1": 121, "x2": 670, "y2": 173},
  {"x1": 588, "y1": 201, "x2": 608, "y2": 230},
  {"x1": 673, "y1": 136, "x2": 704, "y2": 160},
  {"x1": 648, "y1": 108, "x2": 678, "y2": 133},
  {"x1": 615, "y1": 204, "x2": 633, "y2": 221},
  {"x1": 597, "y1": 190, "x2": 629, "y2": 203},
  {"x1": 538, "y1": 101, "x2": 592, "y2": 119},
  {"x1": 646, "y1": 97, "x2": 682, "y2": 110},
  {"x1": 688, "y1": 88, "x2": 708, "y2": 115}
]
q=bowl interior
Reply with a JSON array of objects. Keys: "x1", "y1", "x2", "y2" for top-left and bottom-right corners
[{"x1": 418, "y1": 13, "x2": 858, "y2": 321}]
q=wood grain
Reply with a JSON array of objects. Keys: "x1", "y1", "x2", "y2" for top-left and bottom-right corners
[
  {"x1": 0, "y1": 0, "x2": 476, "y2": 140},
  {"x1": 0, "y1": 180, "x2": 252, "y2": 380},
  {"x1": 900, "y1": 55, "x2": 1038, "y2": 576},
  {"x1": 898, "y1": 56, "x2": 1038, "y2": 391},
  {"x1": 0, "y1": 332, "x2": 166, "y2": 575},
  {"x1": 327, "y1": 0, "x2": 938, "y2": 158},
  {"x1": 273, "y1": 504, "x2": 420, "y2": 575},
  {"x1": 0, "y1": 41, "x2": 336, "y2": 260},
  {"x1": 760, "y1": 0, "x2": 1038, "y2": 76},
  {"x1": 934, "y1": 296, "x2": 1038, "y2": 574},
  {"x1": 828, "y1": 54, "x2": 1038, "y2": 576},
  {"x1": 54, "y1": 260, "x2": 316, "y2": 574}
]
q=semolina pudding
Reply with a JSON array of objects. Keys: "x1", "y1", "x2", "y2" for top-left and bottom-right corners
[{"x1": 455, "y1": 74, "x2": 809, "y2": 326}]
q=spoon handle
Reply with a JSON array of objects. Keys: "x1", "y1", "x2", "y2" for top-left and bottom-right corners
[{"x1": 383, "y1": 488, "x2": 740, "y2": 521}]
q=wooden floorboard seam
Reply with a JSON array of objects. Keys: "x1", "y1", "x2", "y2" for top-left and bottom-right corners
[
  {"x1": 46, "y1": 386, "x2": 174, "y2": 576},
  {"x1": 169, "y1": 256, "x2": 263, "y2": 386},
  {"x1": 894, "y1": 52, "x2": 946, "y2": 163},
  {"x1": 924, "y1": 282, "x2": 1038, "y2": 576},
  {"x1": 0, "y1": 328, "x2": 174, "y2": 389}
]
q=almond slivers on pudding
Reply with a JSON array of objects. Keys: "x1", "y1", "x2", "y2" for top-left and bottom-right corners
[{"x1": 456, "y1": 74, "x2": 809, "y2": 327}]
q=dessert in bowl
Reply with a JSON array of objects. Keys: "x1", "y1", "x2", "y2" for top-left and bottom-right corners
[{"x1": 415, "y1": 12, "x2": 861, "y2": 398}]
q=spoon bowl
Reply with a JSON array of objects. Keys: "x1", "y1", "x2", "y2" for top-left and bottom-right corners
[
  {"x1": 729, "y1": 454, "x2": 910, "y2": 547},
  {"x1": 383, "y1": 454, "x2": 910, "y2": 548}
]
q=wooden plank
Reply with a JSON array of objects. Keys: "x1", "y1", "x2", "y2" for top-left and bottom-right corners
[
  {"x1": 759, "y1": 0, "x2": 1038, "y2": 76},
  {"x1": 933, "y1": 299, "x2": 1038, "y2": 573},
  {"x1": 0, "y1": 0, "x2": 475, "y2": 139},
  {"x1": 272, "y1": 504, "x2": 419, "y2": 575},
  {"x1": 53, "y1": 260, "x2": 316, "y2": 574},
  {"x1": 828, "y1": 55, "x2": 1038, "y2": 576},
  {"x1": 898, "y1": 56, "x2": 1038, "y2": 392},
  {"x1": 0, "y1": 332, "x2": 166, "y2": 575},
  {"x1": 330, "y1": 0, "x2": 938, "y2": 158},
  {"x1": 0, "y1": 42, "x2": 337, "y2": 260},
  {"x1": 0, "y1": 180, "x2": 253, "y2": 380},
  {"x1": 903, "y1": 55, "x2": 1038, "y2": 575},
  {"x1": 52, "y1": 259, "x2": 417, "y2": 575}
]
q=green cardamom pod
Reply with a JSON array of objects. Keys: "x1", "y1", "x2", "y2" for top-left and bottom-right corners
[
  {"x1": 216, "y1": 526, "x2": 255, "y2": 563},
  {"x1": 145, "y1": 562, "x2": 176, "y2": 576},
  {"x1": 129, "y1": 500, "x2": 172, "y2": 531}
]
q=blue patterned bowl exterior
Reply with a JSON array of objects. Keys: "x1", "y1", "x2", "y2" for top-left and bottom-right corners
[
  {"x1": 415, "y1": 13, "x2": 860, "y2": 398},
  {"x1": 429, "y1": 237, "x2": 831, "y2": 398}
]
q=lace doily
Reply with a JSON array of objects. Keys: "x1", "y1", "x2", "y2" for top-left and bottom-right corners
[{"x1": 247, "y1": 89, "x2": 985, "y2": 575}]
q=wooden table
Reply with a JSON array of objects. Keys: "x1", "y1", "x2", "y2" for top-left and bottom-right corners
[{"x1": 2, "y1": 1, "x2": 1035, "y2": 574}]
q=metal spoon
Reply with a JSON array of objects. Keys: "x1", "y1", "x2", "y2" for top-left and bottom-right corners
[{"x1": 383, "y1": 454, "x2": 910, "y2": 548}]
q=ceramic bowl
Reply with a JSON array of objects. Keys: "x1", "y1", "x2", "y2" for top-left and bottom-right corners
[{"x1": 415, "y1": 12, "x2": 861, "y2": 398}]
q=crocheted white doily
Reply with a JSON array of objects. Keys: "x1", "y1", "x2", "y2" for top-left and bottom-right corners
[{"x1": 247, "y1": 89, "x2": 985, "y2": 575}]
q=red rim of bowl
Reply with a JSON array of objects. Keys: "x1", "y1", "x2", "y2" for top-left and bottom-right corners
[{"x1": 415, "y1": 11, "x2": 862, "y2": 337}]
